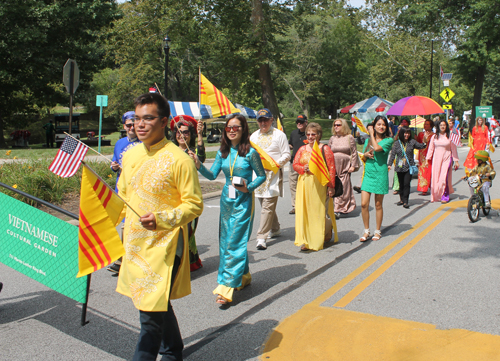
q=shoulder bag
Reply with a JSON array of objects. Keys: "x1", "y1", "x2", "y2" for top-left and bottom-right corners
[
  {"x1": 400, "y1": 140, "x2": 418, "y2": 176},
  {"x1": 321, "y1": 145, "x2": 343, "y2": 197}
]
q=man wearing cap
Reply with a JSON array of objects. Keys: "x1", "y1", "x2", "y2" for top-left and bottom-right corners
[
  {"x1": 107, "y1": 110, "x2": 141, "y2": 274},
  {"x1": 288, "y1": 114, "x2": 308, "y2": 214},
  {"x1": 251, "y1": 108, "x2": 291, "y2": 250}
]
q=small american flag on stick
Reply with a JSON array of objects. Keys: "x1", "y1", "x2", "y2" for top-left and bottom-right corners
[
  {"x1": 49, "y1": 136, "x2": 89, "y2": 177},
  {"x1": 450, "y1": 128, "x2": 462, "y2": 147}
]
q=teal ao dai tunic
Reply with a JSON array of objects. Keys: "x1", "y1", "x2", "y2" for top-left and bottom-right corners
[{"x1": 199, "y1": 146, "x2": 266, "y2": 288}]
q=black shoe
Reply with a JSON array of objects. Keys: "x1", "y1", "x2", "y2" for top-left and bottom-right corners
[
  {"x1": 397, "y1": 201, "x2": 404, "y2": 206},
  {"x1": 107, "y1": 262, "x2": 121, "y2": 274},
  {"x1": 403, "y1": 203, "x2": 410, "y2": 208},
  {"x1": 289, "y1": 208, "x2": 295, "y2": 214},
  {"x1": 0, "y1": 282, "x2": 3, "y2": 294},
  {"x1": 353, "y1": 186, "x2": 361, "y2": 194},
  {"x1": 334, "y1": 212, "x2": 340, "y2": 220}
]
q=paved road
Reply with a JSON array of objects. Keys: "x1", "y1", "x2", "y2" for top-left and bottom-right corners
[{"x1": 2, "y1": 144, "x2": 500, "y2": 360}]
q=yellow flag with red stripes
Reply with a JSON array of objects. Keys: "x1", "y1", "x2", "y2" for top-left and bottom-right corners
[
  {"x1": 200, "y1": 72, "x2": 240, "y2": 117},
  {"x1": 250, "y1": 141, "x2": 280, "y2": 174},
  {"x1": 77, "y1": 163, "x2": 125, "y2": 278},
  {"x1": 309, "y1": 141, "x2": 331, "y2": 186},
  {"x1": 277, "y1": 117, "x2": 284, "y2": 132},
  {"x1": 353, "y1": 115, "x2": 368, "y2": 134}
]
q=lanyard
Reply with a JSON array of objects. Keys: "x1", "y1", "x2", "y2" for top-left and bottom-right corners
[{"x1": 228, "y1": 148, "x2": 238, "y2": 180}]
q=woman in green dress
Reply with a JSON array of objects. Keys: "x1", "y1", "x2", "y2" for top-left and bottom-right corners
[{"x1": 360, "y1": 115, "x2": 394, "y2": 242}]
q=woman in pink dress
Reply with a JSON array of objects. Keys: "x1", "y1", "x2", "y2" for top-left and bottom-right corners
[
  {"x1": 464, "y1": 117, "x2": 490, "y2": 170},
  {"x1": 425, "y1": 120, "x2": 459, "y2": 203},
  {"x1": 416, "y1": 119, "x2": 436, "y2": 195}
]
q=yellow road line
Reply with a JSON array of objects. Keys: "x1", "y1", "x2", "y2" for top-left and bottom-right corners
[
  {"x1": 310, "y1": 204, "x2": 448, "y2": 307},
  {"x1": 334, "y1": 207, "x2": 454, "y2": 307}
]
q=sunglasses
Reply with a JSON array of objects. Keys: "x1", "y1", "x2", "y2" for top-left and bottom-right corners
[
  {"x1": 334, "y1": 124, "x2": 342, "y2": 127},
  {"x1": 225, "y1": 125, "x2": 242, "y2": 132},
  {"x1": 176, "y1": 130, "x2": 190, "y2": 136},
  {"x1": 306, "y1": 133, "x2": 317, "y2": 136},
  {"x1": 124, "y1": 123, "x2": 135, "y2": 128}
]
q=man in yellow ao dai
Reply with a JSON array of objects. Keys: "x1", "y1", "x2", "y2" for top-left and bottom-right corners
[{"x1": 116, "y1": 93, "x2": 203, "y2": 361}]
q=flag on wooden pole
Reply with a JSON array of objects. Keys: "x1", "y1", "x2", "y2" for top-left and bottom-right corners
[
  {"x1": 353, "y1": 115, "x2": 368, "y2": 134},
  {"x1": 277, "y1": 117, "x2": 284, "y2": 132},
  {"x1": 48, "y1": 136, "x2": 88, "y2": 177},
  {"x1": 200, "y1": 72, "x2": 240, "y2": 117},
  {"x1": 309, "y1": 141, "x2": 331, "y2": 186},
  {"x1": 77, "y1": 163, "x2": 125, "y2": 277},
  {"x1": 250, "y1": 141, "x2": 280, "y2": 174}
]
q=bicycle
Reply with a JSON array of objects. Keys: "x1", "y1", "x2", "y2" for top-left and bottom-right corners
[{"x1": 464, "y1": 174, "x2": 490, "y2": 222}]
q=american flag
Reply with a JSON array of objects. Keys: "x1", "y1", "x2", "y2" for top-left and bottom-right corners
[
  {"x1": 49, "y1": 137, "x2": 88, "y2": 177},
  {"x1": 450, "y1": 128, "x2": 462, "y2": 147}
]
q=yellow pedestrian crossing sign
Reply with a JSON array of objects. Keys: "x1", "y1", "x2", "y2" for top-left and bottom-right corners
[
  {"x1": 443, "y1": 104, "x2": 452, "y2": 109},
  {"x1": 440, "y1": 88, "x2": 455, "y2": 102}
]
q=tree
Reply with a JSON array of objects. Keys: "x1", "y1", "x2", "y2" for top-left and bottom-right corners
[{"x1": 0, "y1": 0, "x2": 119, "y2": 148}]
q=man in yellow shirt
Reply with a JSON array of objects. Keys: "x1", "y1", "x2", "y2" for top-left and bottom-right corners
[{"x1": 117, "y1": 93, "x2": 203, "y2": 360}]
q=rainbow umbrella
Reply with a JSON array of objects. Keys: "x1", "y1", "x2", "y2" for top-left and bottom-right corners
[{"x1": 386, "y1": 96, "x2": 444, "y2": 116}]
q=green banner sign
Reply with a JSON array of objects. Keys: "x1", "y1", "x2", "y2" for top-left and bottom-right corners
[
  {"x1": 475, "y1": 106, "x2": 492, "y2": 118},
  {"x1": 0, "y1": 192, "x2": 87, "y2": 303}
]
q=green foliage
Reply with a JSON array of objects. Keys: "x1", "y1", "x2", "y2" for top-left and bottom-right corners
[{"x1": 0, "y1": 159, "x2": 116, "y2": 207}]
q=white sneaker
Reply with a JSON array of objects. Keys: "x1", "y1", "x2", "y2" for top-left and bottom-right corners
[
  {"x1": 267, "y1": 230, "x2": 281, "y2": 239},
  {"x1": 256, "y1": 239, "x2": 267, "y2": 250},
  {"x1": 485, "y1": 201, "x2": 491, "y2": 208}
]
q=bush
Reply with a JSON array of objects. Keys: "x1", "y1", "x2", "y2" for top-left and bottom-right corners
[{"x1": 0, "y1": 158, "x2": 116, "y2": 207}]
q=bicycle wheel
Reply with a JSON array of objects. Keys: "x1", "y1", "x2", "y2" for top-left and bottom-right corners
[
  {"x1": 482, "y1": 205, "x2": 491, "y2": 216},
  {"x1": 467, "y1": 195, "x2": 480, "y2": 222}
]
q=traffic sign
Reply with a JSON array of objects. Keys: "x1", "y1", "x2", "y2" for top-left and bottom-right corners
[
  {"x1": 96, "y1": 95, "x2": 108, "y2": 107},
  {"x1": 443, "y1": 104, "x2": 452, "y2": 110},
  {"x1": 63, "y1": 59, "x2": 80, "y2": 94},
  {"x1": 440, "y1": 88, "x2": 455, "y2": 102}
]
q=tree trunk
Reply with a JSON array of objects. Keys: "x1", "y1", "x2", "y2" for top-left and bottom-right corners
[
  {"x1": 0, "y1": 112, "x2": 6, "y2": 148},
  {"x1": 251, "y1": 0, "x2": 280, "y2": 123},
  {"x1": 470, "y1": 64, "x2": 487, "y2": 128}
]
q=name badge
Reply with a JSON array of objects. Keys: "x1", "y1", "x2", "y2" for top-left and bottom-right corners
[
  {"x1": 398, "y1": 159, "x2": 404, "y2": 167},
  {"x1": 228, "y1": 185, "x2": 236, "y2": 199}
]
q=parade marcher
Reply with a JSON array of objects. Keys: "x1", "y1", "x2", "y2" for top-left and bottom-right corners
[
  {"x1": 171, "y1": 115, "x2": 206, "y2": 271},
  {"x1": 391, "y1": 118, "x2": 410, "y2": 195},
  {"x1": 416, "y1": 119, "x2": 436, "y2": 195},
  {"x1": 351, "y1": 111, "x2": 358, "y2": 136},
  {"x1": 288, "y1": 114, "x2": 308, "y2": 214},
  {"x1": 462, "y1": 150, "x2": 496, "y2": 208},
  {"x1": 464, "y1": 117, "x2": 490, "y2": 171},
  {"x1": 425, "y1": 119, "x2": 459, "y2": 203},
  {"x1": 193, "y1": 114, "x2": 266, "y2": 306},
  {"x1": 107, "y1": 111, "x2": 141, "y2": 274},
  {"x1": 293, "y1": 122, "x2": 337, "y2": 251},
  {"x1": 328, "y1": 118, "x2": 359, "y2": 216},
  {"x1": 387, "y1": 127, "x2": 426, "y2": 208},
  {"x1": 360, "y1": 116, "x2": 394, "y2": 242},
  {"x1": 42, "y1": 120, "x2": 55, "y2": 148},
  {"x1": 117, "y1": 93, "x2": 203, "y2": 361},
  {"x1": 250, "y1": 108, "x2": 291, "y2": 250}
]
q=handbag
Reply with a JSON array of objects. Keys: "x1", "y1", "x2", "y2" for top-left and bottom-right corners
[
  {"x1": 400, "y1": 140, "x2": 418, "y2": 176},
  {"x1": 321, "y1": 145, "x2": 343, "y2": 197},
  {"x1": 349, "y1": 135, "x2": 360, "y2": 172}
]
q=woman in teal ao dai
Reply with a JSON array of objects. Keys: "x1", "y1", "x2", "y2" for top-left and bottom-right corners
[{"x1": 192, "y1": 114, "x2": 266, "y2": 305}]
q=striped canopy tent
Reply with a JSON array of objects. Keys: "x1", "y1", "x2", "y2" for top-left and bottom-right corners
[
  {"x1": 340, "y1": 103, "x2": 355, "y2": 114},
  {"x1": 350, "y1": 96, "x2": 394, "y2": 114},
  {"x1": 168, "y1": 101, "x2": 258, "y2": 120}
]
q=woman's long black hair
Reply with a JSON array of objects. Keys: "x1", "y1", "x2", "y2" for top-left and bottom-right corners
[
  {"x1": 436, "y1": 119, "x2": 450, "y2": 139},
  {"x1": 372, "y1": 115, "x2": 391, "y2": 138},
  {"x1": 171, "y1": 121, "x2": 196, "y2": 148},
  {"x1": 398, "y1": 126, "x2": 413, "y2": 143},
  {"x1": 220, "y1": 114, "x2": 251, "y2": 158}
]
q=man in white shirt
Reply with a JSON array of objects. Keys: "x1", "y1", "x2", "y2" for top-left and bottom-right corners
[{"x1": 251, "y1": 108, "x2": 291, "y2": 250}]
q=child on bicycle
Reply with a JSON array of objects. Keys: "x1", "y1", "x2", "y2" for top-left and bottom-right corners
[{"x1": 461, "y1": 150, "x2": 496, "y2": 208}]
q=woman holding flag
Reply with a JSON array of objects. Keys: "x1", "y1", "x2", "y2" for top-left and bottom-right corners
[
  {"x1": 191, "y1": 114, "x2": 266, "y2": 306},
  {"x1": 293, "y1": 122, "x2": 337, "y2": 251},
  {"x1": 360, "y1": 116, "x2": 394, "y2": 242}
]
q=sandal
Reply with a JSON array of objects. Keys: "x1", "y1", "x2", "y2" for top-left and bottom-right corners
[
  {"x1": 300, "y1": 244, "x2": 309, "y2": 251},
  {"x1": 360, "y1": 229, "x2": 371, "y2": 242},
  {"x1": 372, "y1": 230, "x2": 382, "y2": 241},
  {"x1": 215, "y1": 294, "x2": 229, "y2": 305},
  {"x1": 396, "y1": 201, "x2": 404, "y2": 206}
]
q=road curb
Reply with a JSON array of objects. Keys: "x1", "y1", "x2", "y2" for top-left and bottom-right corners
[{"x1": 203, "y1": 190, "x2": 222, "y2": 200}]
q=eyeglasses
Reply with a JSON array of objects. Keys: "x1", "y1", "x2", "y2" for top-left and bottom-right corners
[
  {"x1": 225, "y1": 125, "x2": 242, "y2": 132},
  {"x1": 124, "y1": 123, "x2": 135, "y2": 128},
  {"x1": 306, "y1": 133, "x2": 317, "y2": 136},
  {"x1": 134, "y1": 116, "x2": 160, "y2": 124},
  {"x1": 334, "y1": 124, "x2": 342, "y2": 127},
  {"x1": 176, "y1": 130, "x2": 190, "y2": 136},
  {"x1": 257, "y1": 118, "x2": 271, "y2": 123}
]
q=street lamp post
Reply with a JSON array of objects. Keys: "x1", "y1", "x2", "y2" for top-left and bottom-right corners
[
  {"x1": 163, "y1": 35, "x2": 171, "y2": 98},
  {"x1": 429, "y1": 39, "x2": 434, "y2": 99}
]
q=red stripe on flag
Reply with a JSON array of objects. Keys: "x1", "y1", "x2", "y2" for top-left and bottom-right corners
[
  {"x1": 103, "y1": 188, "x2": 113, "y2": 208},
  {"x1": 98, "y1": 183, "x2": 107, "y2": 200},
  {"x1": 310, "y1": 156, "x2": 330, "y2": 180},
  {"x1": 214, "y1": 87, "x2": 226, "y2": 115},
  {"x1": 79, "y1": 212, "x2": 104, "y2": 271},
  {"x1": 311, "y1": 151, "x2": 329, "y2": 175},
  {"x1": 80, "y1": 212, "x2": 112, "y2": 265},
  {"x1": 78, "y1": 238, "x2": 99, "y2": 272}
]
